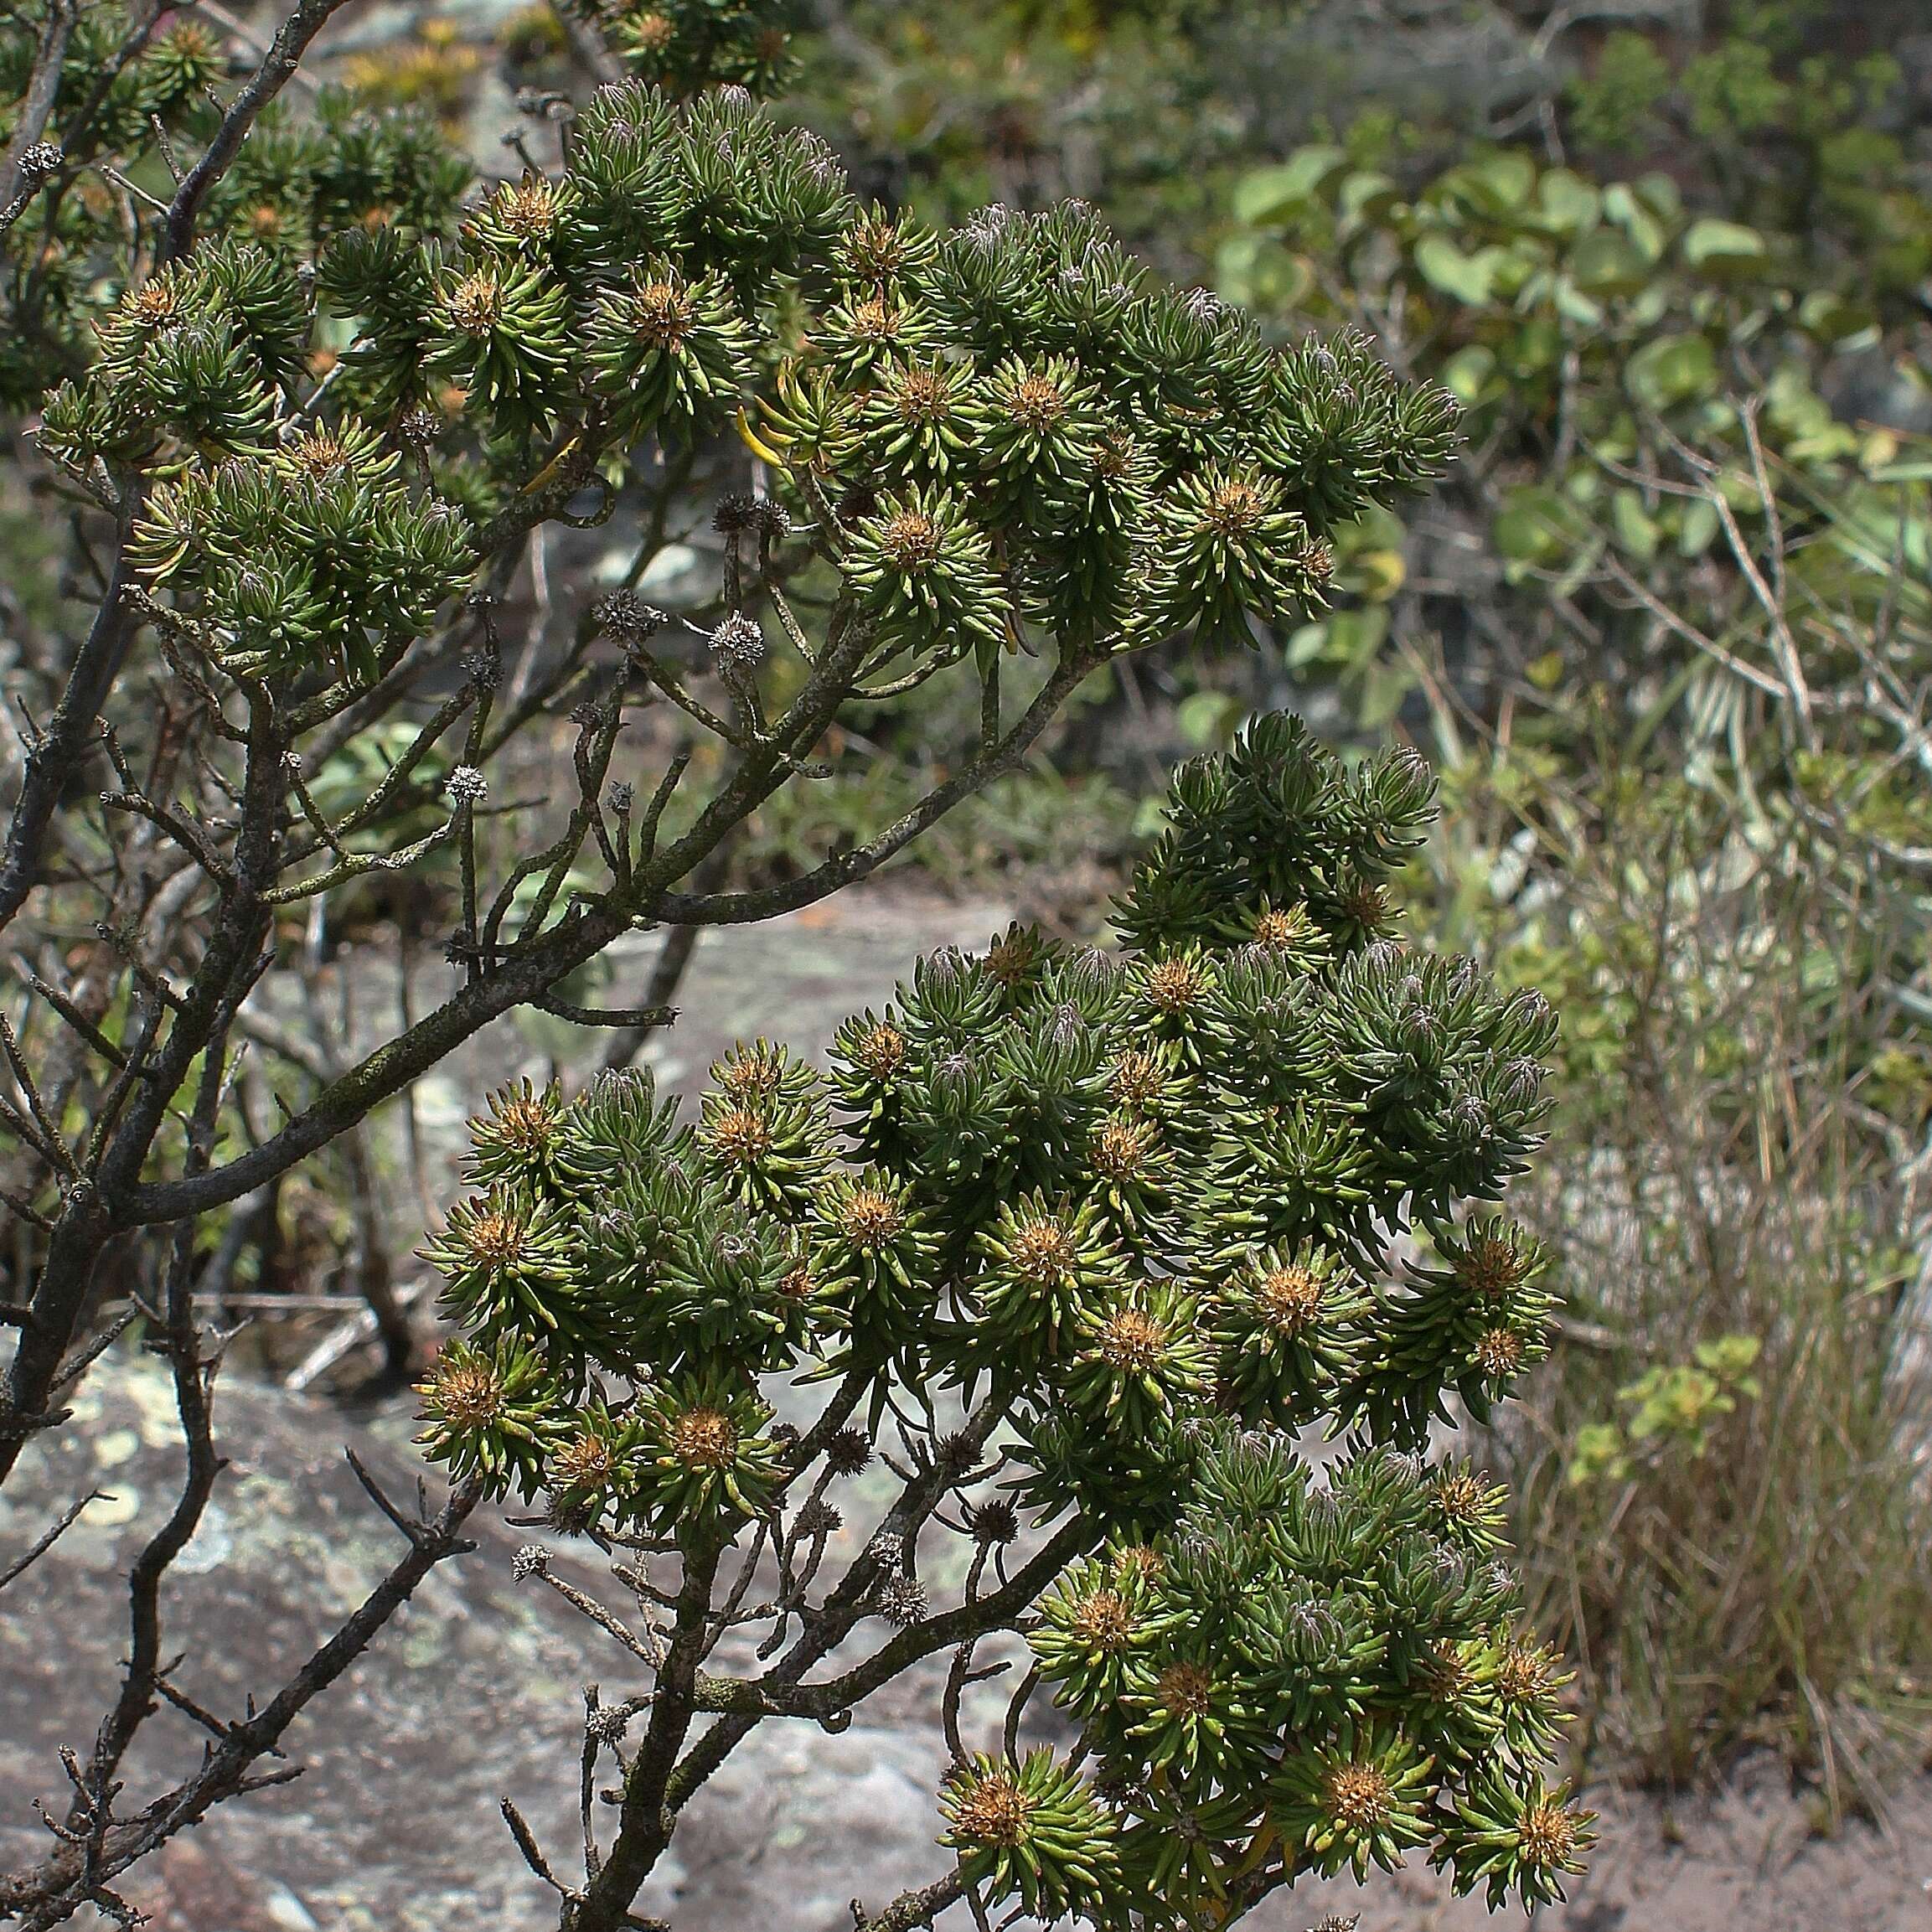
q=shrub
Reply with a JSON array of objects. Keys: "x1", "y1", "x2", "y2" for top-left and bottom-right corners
[
  {"x1": 416, "y1": 715, "x2": 1588, "y2": 1929},
  {"x1": 0, "y1": 2, "x2": 1463, "y2": 1921}
]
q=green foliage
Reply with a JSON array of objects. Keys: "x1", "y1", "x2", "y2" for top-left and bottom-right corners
[{"x1": 418, "y1": 717, "x2": 1587, "y2": 1922}]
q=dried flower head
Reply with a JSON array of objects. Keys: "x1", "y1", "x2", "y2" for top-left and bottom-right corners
[
  {"x1": 1519, "y1": 1797, "x2": 1585, "y2": 1868},
  {"x1": 1096, "y1": 1307, "x2": 1168, "y2": 1374},
  {"x1": 876, "y1": 509, "x2": 941, "y2": 573},
  {"x1": 494, "y1": 176, "x2": 560, "y2": 240},
  {"x1": 1007, "y1": 1215, "x2": 1077, "y2": 1284},
  {"x1": 631, "y1": 278, "x2": 696, "y2": 349},
  {"x1": 948, "y1": 1770, "x2": 1032, "y2": 1849},
  {"x1": 1005, "y1": 370, "x2": 1067, "y2": 433},
  {"x1": 825, "y1": 1426, "x2": 872, "y2": 1476},
  {"x1": 1256, "y1": 1263, "x2": 1324, "y2": 1335},
  {"x1": 446, "y1": 270, "x2": 504, "y2": 335},
  {"x1": 1069, "y1": 1588, "x2": 1136, "y2": 1651},
  {"x1": 875, "y1": 1571, "x2": 928, "y2": 1626},
  {"x1": 1325, "y1": 1760, "x2": 1394, "y2": 1832},
  {"x1": 668, "y1": 1406, "x2": 737, "y2": 1470},
  {"x1": 710, "y1": 612, "x2": 767, "y2": 675}
]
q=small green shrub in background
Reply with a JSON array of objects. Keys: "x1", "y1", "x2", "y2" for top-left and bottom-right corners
[
  {"x1": 419, "y1": 717, "x2": 1593, "y2": 1929},
  {"x1": 1204, "y1": 69, "x2": 1932, "y2": 1795}
]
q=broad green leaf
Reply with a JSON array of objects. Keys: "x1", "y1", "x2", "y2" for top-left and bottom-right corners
[
  {"x1": 1413, "y1": 233, "x2": 1506, "y2": 304},
  {"x1": 1442, "y1": 147, "x2": 1537, "y2": 214},
  {"x1": 1682, "y1": 216, "x2": 1767, "y2": 271},
  {"x1": 1568, "y1": 228, "x2": 1649, "y2": 295},
  {"x1": 1536, "y1": 168, "x2": 1602, "y2": 235},
  {"x1": 1601, "y1": 182, "x2": 1666, "y2": 262},
  {"x1": 1232, "y1": 145, "x2": 1345, "y2": 225},
  {"x1": 1612, "y1": 488, "x2": 1661, "y2": 559},
  {"x1": 1625, "y1": 332, "x2": 1718, "y2": 411},
  {"x1": 1439, "y1": 343, "x2": 1496, "y2": 405}
]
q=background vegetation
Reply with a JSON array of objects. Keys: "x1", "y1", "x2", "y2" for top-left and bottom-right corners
[{"x1": 2, "y1": 0, "x2": 1929, "y2": 1909}]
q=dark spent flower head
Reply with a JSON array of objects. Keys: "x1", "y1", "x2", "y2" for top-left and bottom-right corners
[
  {"x1": 964, "y1": 1497, "x2": 1020, "y2": 1545},
  {"x1": 825, "y1": 1426, "x2": 872, "y2": 1476},
  {"x1": 794, "y1": 1495, "x2": 842, "y2": 1537},
  {"x1": 875, "y1": 1571, "x2": 928, "y2": 1626},
  {"x1": 597, "y1": 590, "x2": 668, "y2": 640}
]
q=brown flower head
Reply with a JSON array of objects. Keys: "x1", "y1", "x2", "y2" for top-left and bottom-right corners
[
  {"x1": 851, "y1": 1020, "x2": 907, "y2": 1081},
  {"x1": 1519, "y1": 1797, "x2": 1584, "y2": 1868},
  {"x1": 1096, "y1": 1307, "x2": 1167, "y2": 1375},
  {"x1": 1142, "y1": 955, "x2": 1207, "y2": 1015},
  {"x1": 1155, "y1": 1661, "x2": 1214, "y2": 1718},
  {"x1": 631, "y1": 278, "x2": 696, "y2": 350},
  {"x1": 1069, "y1": 1588, "x2": 1137, "y2": 1652},
  {"x1": 549, "y1": 1431, "x2": 616, "y2": 1493},
  {"x1": 1111, "y1": 1049, "x2": 1168, "y2": 1107},
  {"x1": 877, "y1": 508, "x2": 942, "y2": 573},
  {"x1": 705, "y1": 1106, "x2": 774, "y2": 1166},
  {"x1": 1007, "y1": 1215, "x2": 1077, "y2": 1284},
  {"x1": 1090, "y1": 1116, "x2": 1156, "y2": 1182},
  {"x1": 1325, "y1": 1761, "x2": 1394, "y2": 1832},
  {"x1": 950, "y1": 1773, "x2": 1032, "y2": 1849},
  {"x1": 426, "y1": 1354, "x2": 504, "y2": 1427},
  {"x1": 1473, "y1": 1327, "x2": 1526, "y2": 1378},
  {"x1": 1255, "y1": 1263, "x2": 1325, "y2": 1335},
  {"x1": 1201, "y1": 476, "x2": 1268, "y2": 538},
  {"x1": 669, "y1": 1406, "x2": 737, "y2": 1470},
  {"x1": 459, "y1": 1208, "x2": 526, "y2": 1275},
  {"x1": 446, "y1": 270, "x2": 504, "y2": 335},
  {"x1": 840, "y1": 1186, "x2": 907, "y2": 1250}
]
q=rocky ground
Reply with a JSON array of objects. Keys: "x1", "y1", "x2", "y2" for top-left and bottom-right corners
[{"x1": 4, "y1": 881, "x2": 1930, "y2": 1930}]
